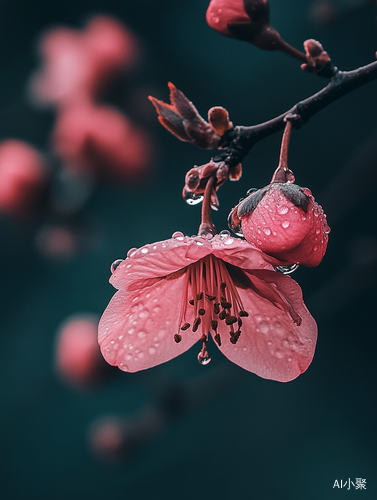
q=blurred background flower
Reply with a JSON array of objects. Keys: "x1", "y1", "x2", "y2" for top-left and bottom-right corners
[{"x1": 0, "y1": 1, "x2": 376, "y2": 499}]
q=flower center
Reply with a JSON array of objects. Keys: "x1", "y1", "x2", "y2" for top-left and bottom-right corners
[{"x1": 174, "y1": 254, "x2": 249, "y2": 358}]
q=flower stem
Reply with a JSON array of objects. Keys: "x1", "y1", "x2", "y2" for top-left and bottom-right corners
[
  {"x1": 270, "y1": 119, "x2": 296, "y2": 184},
  {"x1": 198, "y1": 175, "x2": 217, "y2": 236}
]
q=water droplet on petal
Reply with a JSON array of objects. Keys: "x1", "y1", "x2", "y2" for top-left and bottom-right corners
[
  {"x1": 184, "y1": 191, "x2": 203, "y2": 205},
  {"x1": 172, "y1": 231, "x2": 184, "y2": 239},
  {"x1": 275, "y1": 263, "x2": 299, "y2": 274},
  {"x1": 224, "y1": 237, "x2": 234, "y2": 245},
  {"x1": 282, "y1": 221, "x2": 290, "y2": 229},
  {"x1": 313, "y1": 245, "x2": 318, "y2": 251},
  {"x1": 323, "y1": 224, "x2": 331, "y2": 234},
  {"x1": 219, "y1": 230, "x2": 230, "y2": 238},
  {"x1": 119, "y1": 362, "x2": 129, "y2": 372},
  {"x1": 127, "y1": 247, "x2": 137, "y2": 258},
  {"x1": 262, "y1": 227, "x2": 271, "y2": 236},
  {"x1": 278, "y1": 206, "x2": 289, "y2": 215},
  {"x1": 148, "y1": 347, "x2": 157, "y2": 355},
  {"x1": 197, "y1": 351, "x2": 211, "y2": 365},
  {"x1": 141, "y1": 247, "x2": 149, "y2": 254},
  {"x1": 110, "y1": 259, "x2": 123, "y2": 273}
]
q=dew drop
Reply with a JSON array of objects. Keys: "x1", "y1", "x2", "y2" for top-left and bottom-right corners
[
  {"x1": 127, "y1": 247, "x2": 137, "y2": 258},
  {"x1": 110, "y1": 259, "x2": 123, "y2": 273},
  {"x1": 195, "y1": 240, "x2": 204, "y2": 246},
  {"x1": 282, "y1": 220, "x2": 290, "y2": 229},
  {"x1": 197, "y1": 351, "x2": 211, "y2": 365},
  {"x1": 301, "y1": 216, "x2": 306, "y2": 221},
  {"x1": 323, "y1": 224, "x2": 331, "y2": 234},
  {"x1": 141, "y1": 247, "x2": 149, "y2": 254},
  {"x1": 224, "y1": 237, "x2": 234, "y2": 245},
  {"x1": 275, "y1": 263, "x2": 299, "y2": 274},
  {"x1": 246, "y1": 187, "x2": 257, "y2": 195},
  {"x1": 137, "y1": 331, "x2": 147, "y2": 339},
  {"x1": 119, "y1": 362, "x2": 129, "y2": 372},
  {"x1": 315, "y1": 228, "x2": 321, "y2": 235},
  {"x1": 313, "y1": 245, "x2": 318, "y2": 252},
  {"x1": 275, "y1": 349, "x2": 284, "y2": 359},
  {"x1": 184, "y1": 191, "x2": 203, "y2": 205},
  {"x1": 148, "y1": 347, "x2": 157, "y2": 355},
  {"x1": 258, "y1": 321, "x2": 269, "y2": 334},
  {"x1": 219, "y1": 230, "x2": 230, "y2": 238},
  {"x1": 278, "y1": 206, "x2": 289, "y2": 215},
  {"x1": 172, "y1": 231, "x2": 184, "y2": 239},
  {"x1": 262, "y1": 227, "x2": 271, "y2": 236}
]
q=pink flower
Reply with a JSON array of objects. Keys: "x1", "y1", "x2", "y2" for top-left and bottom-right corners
[
  {"x1": 55, "y1": 314, "x2": 105, "y2": 388},
  {"x1": 0, "y1": 139, "x2": 46, "y2": 215},
  {"x1": 99, "y1": 232, "x2": 317, "y2": 382},
  {"x1": 29, "y1": 16, "x2": 138, "y2": 108},
  {"x1": 52, "y1": 103, "x2": 152, "y2": 181}
]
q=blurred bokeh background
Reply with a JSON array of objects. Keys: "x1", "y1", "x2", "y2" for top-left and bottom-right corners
[{"x1": 0, "y1": 0, "x2": 376, "y2": 499}]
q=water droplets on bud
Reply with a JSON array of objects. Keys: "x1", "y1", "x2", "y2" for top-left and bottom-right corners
[
  {"x1": 184, "y1": 191, "x2": 204, "y2": 205},
  {"x1": 110, "y1": 259, "x2": 124, "y2": 273},
  {"x1": 282, "y1": 220, "x2": 290, "y2": 229},
  {"x1": 227, "y1": 211, "x2": 244, "y2": 237},
  {"x1": 246, "y1": 188, "x2": 258, "y2": 195},
  {"x1": 323, "y1": 225, "x2": 331, "y2": 234},
  {"x1": 275, "y1": 263, "x2": 299, "y2": 274},
  {"x1": 197, "y1": 350, "x2": 211, "y2": 365},
  {"x1": 278, "y1": 206, "x2": 289, "y2": 215}
]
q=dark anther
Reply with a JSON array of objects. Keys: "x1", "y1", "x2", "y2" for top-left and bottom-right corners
[
  {"x1": 221, "y1": 300, "x2": 232, "y2": 309},
  {"x1": 230, "y1": 336, "x2": 238, "y2": 345},
  {"x1": 225, "y1": 315, "x2": 237, "y2": 325},
  {"x1": 205, "y1": 294, "x2": 216, "y2": 301},
  {"x1": 229, "y1": 330, "x2": 241, "y2": 344},
  {"x1": 180, "y1": 322, "x2": 190, "y2": 331},
  {"x1": 214, "y1": 303, "x2": 220, "y2": 315},
  {"x1": 220, "y1": 282, "x2": 227, "y2": 290},
  {"x1": 220, "y1": 296, "x2": 227, "y2": 302},
  {"x1": 211, "y1": 319, "x2": 218, "y2": 330},
  {"x1": 174, "y1": 334, "x2": 182, "y2": 343},
  {"x1": 189, "y1": 299, "x2": 195, "y2": 306},
  {"x1": 239, "y1": 310, "x2": 249, "y2": 317},
  {"x1": 214, "y1": 333, "x2": 222, "y2": 346},
  {"x1": 200, "y1": 333, "x2": 207, "y2": 342},
  {"x1": 219, "y1": 310, "x2": 228, "y2": 320},
  {"x1": 192, "y1": 317, "x2": 201, "y2": 332},
  {"x1": 196, "y1": 292, "x2": 203, "y2": 300},
  {"x1": 238, "y1": 318, "x2": 243, "y2": 328},
  {"x1": 198, "y1": 308, "x2": 206, "y2": 316}
]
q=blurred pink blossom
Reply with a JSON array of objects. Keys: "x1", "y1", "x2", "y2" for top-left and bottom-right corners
[
  {"x1": 29, "y1": 15, "x2": 139, "y2": 108},
  {"x1": 55, "y1": 314, "x2": 105, "y2": 388},
  {"x1": 0, "y1": 139, "x2": 46, "y2": 215},
  {"x1": 52, "y1": 103, "x2": 152, "y2": 181},
  {"x1": 99, "y1": 233, "x2": 317, "y2": 382}
]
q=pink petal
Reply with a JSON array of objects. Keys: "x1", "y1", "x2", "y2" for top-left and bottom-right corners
[
  {"x1": 216, "y1": 272, "x2": 317, "y2": 382},
  {"x1": 99, "y1": 274, "x2": 198, "y2": 372},
  {"x1": 111, "y1": 236, "x2": 277, "y2": 291}
]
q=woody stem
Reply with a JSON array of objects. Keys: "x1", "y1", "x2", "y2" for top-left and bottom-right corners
[{"x1": 198, "y1": 175, "x2": 217, "y2": 236}]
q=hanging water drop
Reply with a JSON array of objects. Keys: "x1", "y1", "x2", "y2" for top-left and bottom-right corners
[
  {"x1": 227, "y1": 211, "x2": 244, "y2": 237},
  {"x1": 246, "y1": 187, "x2": 258, "y2": 195},
  {"x1": 274, "y1": 263, "x2": 300, "y2": 274},
  {"x1": 197, "y1": 350, "x2": 211, "y2": 365},
  {"x1": 110, "y1": 259, "x2": 124, "y2": 273},
  {"x1": 183, "y1": 191, "x2": 204, "y2": 205}
]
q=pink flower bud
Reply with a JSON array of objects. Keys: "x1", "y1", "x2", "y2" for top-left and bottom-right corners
[{"x1": 233, "y1": 183, "x2": 330, "y2": 267}]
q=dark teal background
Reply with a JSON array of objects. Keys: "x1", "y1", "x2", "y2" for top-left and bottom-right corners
[{"x1": 0, "y1": 1, "x2": 376, "y2": 499}]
